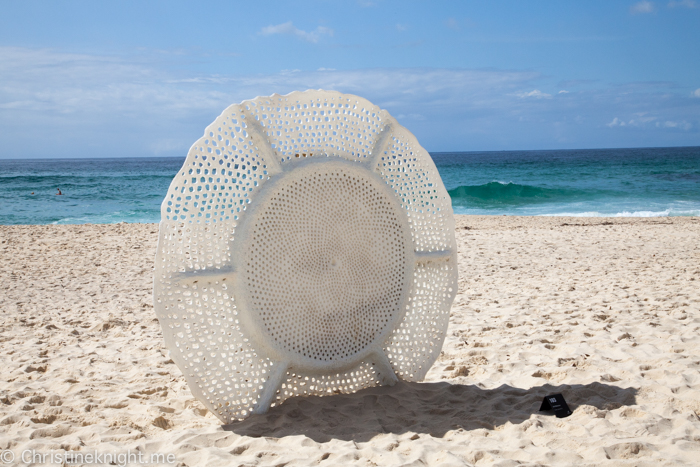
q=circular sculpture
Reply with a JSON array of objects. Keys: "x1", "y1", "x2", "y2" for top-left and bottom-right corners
[{"x1": 154, "y1": 90, "x2": 458, "y2": 422}]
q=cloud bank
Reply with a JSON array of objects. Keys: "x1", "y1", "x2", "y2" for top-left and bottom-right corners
[{"x1": 0, "y1": 46, "x2": 698, "y2": 158}]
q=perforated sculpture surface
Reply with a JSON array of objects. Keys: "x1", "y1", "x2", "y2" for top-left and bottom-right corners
[{"x1": 153, "y1": 90, "x2": 458, "y2": 422}]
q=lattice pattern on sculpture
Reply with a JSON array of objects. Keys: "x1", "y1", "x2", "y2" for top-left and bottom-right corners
[{"x1": 153, "y1": 90, "x2": 458, "y2": 423}]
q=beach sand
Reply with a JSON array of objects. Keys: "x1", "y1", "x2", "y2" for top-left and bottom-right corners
[{"x1": 1, "y1": 216, "x2": 700, "y2": 466}]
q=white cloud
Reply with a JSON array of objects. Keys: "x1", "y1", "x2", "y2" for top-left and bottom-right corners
[
  {"x1": 558, "y1": 90, "x2": 570, "y2": 94},
  {"x1": 259, "y1": 22, "x2": 333, "y2": 43},
  {"x1": 631, "y1": 1, "x2": 655, "y2": 13},
  {"x1": 517, "y1": 89, "x2": 552, "y2": 99},
  {"x1": 693, "y1": 88, "x2": 700, "y2": 97},
  {"x1": 668, "y1": 0, "x2": 696, "y2": 7},
  {"x1": 606, "y1": 117, "x2": 641, "y2": 127},
  {"x1": 634, "y1": 112, "x2": 658, "y2": 123},
  {"x1": 445, "y1": 18, "x2": 459, "y2": 30},
  {"x1": 608, "y1": 115, "x2": 691, "y2": 130},
  {"x1": 657, "y1": 120, "x2": 692, "y2": 129},
  {"x1": 396, "y1": 23, "x2": 408, "y2": 31}
]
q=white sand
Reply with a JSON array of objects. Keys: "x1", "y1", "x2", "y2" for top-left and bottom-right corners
[{"x1": 1, "y1": 216, "x2": 700, "y2": 466}]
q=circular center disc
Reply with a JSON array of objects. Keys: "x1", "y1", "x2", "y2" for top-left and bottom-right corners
[{"x1": 240, "y1": 162, "x2": 411, "y2": 364}]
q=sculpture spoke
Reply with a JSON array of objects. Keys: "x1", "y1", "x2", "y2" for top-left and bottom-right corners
[
  {"x1": 371, "y1": 349, "x2": 399, "y2": 386},
  {"x1": 414, "y1": 250, "x2": 452, "y2": 264},
  {"x1": 364, "y1": 122, "x2": 394, "y2": 169},
  {"x1": 171, "y1": 266, "x2": 236, "y2": 285},
  {"x1": 241, "y1": 108, "x2": 283, "y2": 176},
  {"x1": 252, "y1": 361, "x2": 289, "y2": 415}
]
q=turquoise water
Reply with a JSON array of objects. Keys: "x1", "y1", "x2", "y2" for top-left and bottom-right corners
[
  {"x1": 1, "y1": 146, "x2": 698, "y2": 224},
  {"x1": 437, "y1": 147, "x2": 700, "y2": 217},
  {"x1": 0, "y1": 158, "x2": 182, "y2": 225}
]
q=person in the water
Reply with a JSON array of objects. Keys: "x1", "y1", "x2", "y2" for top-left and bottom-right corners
[{"x1": 56, "y1": 188, "x2": 62, "y2": 195}]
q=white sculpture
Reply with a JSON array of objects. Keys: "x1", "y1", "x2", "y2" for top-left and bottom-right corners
[{"x1": 154, "y1": 90, "x2": 458, "y2": 423}]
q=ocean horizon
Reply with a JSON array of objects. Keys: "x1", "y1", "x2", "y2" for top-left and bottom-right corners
[{"x1": 1, "y1": 146, "x2": 699, "y2": 225}]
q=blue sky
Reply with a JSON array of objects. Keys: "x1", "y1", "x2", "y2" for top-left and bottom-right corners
[{"x1": 1, "y1": 0, "x2": 699, "y2": 158}]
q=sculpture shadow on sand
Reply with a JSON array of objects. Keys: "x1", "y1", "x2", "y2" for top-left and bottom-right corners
[{"x1": 223, "y1": 380, "x2": 638, "y2": 443}]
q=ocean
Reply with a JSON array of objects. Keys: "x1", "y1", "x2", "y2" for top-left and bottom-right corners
[{"x1": 1, "y1": 146, "x2": 699, "y2": 225}]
